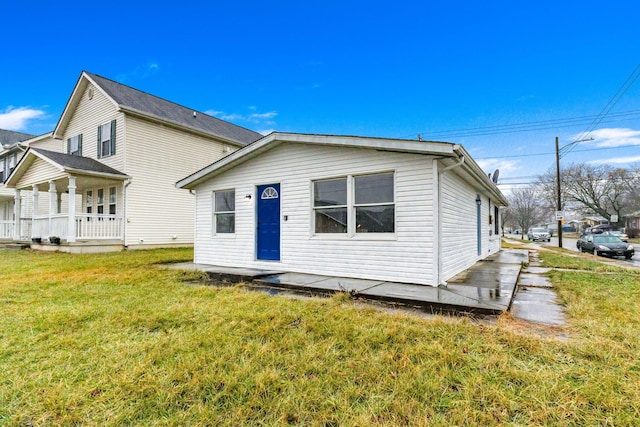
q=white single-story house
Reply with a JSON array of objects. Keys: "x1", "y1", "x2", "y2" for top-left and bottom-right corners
[{"x1": 177, "y1": 133, "x2": 508, "y2": 287}]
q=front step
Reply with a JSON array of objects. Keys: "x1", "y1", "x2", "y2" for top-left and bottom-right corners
[{"x1": 4, "y1": 243, "x2": 30, "y2": 250}]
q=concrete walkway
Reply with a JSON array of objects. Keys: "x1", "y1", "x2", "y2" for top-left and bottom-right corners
[{"x1": 168, "y1": 249, "x2": 528, "y2": 315}]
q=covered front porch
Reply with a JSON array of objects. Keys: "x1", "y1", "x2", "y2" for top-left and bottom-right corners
[{"x1": 5, "y1": 148, "x2": 129, "y2": 251}]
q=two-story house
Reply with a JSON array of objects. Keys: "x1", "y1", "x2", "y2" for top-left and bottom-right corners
[{"x1": 4, "y1": 71, "x2": 261, "y2": 252}]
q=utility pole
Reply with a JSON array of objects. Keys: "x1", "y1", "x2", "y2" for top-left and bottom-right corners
[{"x1": 555, "y1": 136, "x2": 563, "y2": 248}]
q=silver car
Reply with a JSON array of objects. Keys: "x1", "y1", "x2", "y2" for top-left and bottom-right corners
[{"x1": 528, "y1": 227, "x2": 551, "y2": 242}]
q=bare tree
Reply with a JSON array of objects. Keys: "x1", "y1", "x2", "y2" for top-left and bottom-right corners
[
  {"x1": 562, "y1": 163, "x2": 630, "y2": 225},
  {"x1": 508, "y1": 186, "x2": 545, "y2": 239}
]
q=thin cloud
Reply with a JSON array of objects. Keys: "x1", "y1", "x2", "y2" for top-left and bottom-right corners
[
  {"x1": 205, "y1": 108, "x2": 278, "y2": 126},
  {"x1": 116, "y1": 62, "x2": 159, "y2": 83},
  {"x1": 476, "y1": 158, "x2": 520, "y2": 177},
  {"x1": 588, "y1": 155, "x2": 640, "y2": 165},
  {"x1": 0, "y1": 106, "x2": 46, "y2": 131},
  {"x1": 576, "y1": 128, "x2": 640, "y2": 148}
]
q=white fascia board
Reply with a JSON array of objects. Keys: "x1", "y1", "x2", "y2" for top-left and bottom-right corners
[
  {"x1": 454, "y1": 145, "x2": 509, "y2": 206},
  {"x1": 272, "y1": 133, "x2": 456, "y2": 156},
  {"x1": 177, "y1": 133, "x2": 458, "y2": 190}
]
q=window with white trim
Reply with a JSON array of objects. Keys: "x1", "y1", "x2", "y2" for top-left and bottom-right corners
[
  {"x1": 313, "y1": 178, "x2": 347, "y2": 233},
  {"x1": 97, "y1": 189, "x2": 105, "y2": 215},
  {"x1": 354, "y1": 173, "x2": 395, "y2": 233},
  {"x1": 109, "y1": 187, "x2": 117, "y2": 215},
  {"x1": 98, "y1": 120, "x2": 116, "y2": 158},
  {"x1": 67, "y1": 134, "x2": 83, "y2": 156},
  {"x1": 86, "y1": 190, "x2": 93, "y2": 215},
  {"x1": 8, "y1": 154, "x2": 16, "y2": 175},
  {"x1": 0, "y1": 158, "x2": 5, "y2": 182},
  {"x1": 213, "y1": 190, "x2": 235, "y2": 234},
  {"x1": 313, "y1": 172, "x2": 395, "y2": 235}
]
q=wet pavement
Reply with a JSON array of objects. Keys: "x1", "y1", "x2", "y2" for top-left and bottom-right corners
[
  {"x1": 507, "y1": 249, "x2": 567, "y2": 326},
  {"x1": 168, "y1": 249, "x2": 530, "y2": 316}
]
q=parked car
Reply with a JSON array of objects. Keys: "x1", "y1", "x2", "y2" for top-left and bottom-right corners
[
  {"x1": 528, "y1": 227, "x2": 551, "y2": 242},
  {"x1": 578, "y1": 234, "x2": 634, "y2": 259},
  {"x1": 605, "y1": 230, "x2": 629, "y2": 242}
]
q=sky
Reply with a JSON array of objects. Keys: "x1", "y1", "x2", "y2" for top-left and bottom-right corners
[{"x1": 2, "y1": 0, "x2": 639, "y2": 191}]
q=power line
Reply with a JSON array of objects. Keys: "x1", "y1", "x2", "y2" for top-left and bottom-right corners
[
  {"x1": 474, "y1": 142, "x2": 640, "y2": 160},
  {"x1": 400, "y1": 109, "x2": 640, "y2": 140},
  {"x1": 562, "y1": 64, "x2": 640, "y2": 156}
]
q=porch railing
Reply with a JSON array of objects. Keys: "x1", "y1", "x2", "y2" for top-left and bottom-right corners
[
  {"x1": 75, "y1": 214, "x2": 123, "y2": 239},
  {"x1": 31, "y1": 214, "x2": 123, "y2": 240},
  {"x1": 19, "y1": 218, "x2": 32, "y2": 240},
  {"x1": 0, "y1": 220, "x2": 13, "y2": 239}
]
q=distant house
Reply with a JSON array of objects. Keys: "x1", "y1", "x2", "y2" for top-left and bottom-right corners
[
  {"x1": 625, "y1": 211, "x2": 640, "y2": 234},
  {"x1": 0, "y1": 129, "x2": 35, "y2": 239},
  {"x1": 3, "y1": 71, "x2": 261, "y2": 252},
  {"x1": 177, "y1": 133, "x2": 508, "y2": 287}
]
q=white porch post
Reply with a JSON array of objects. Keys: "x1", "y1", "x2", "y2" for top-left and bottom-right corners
[
  {"x1": 13, "y1": 189, "x2": 21, "y2": 240},
  {"x1": 67, "y1": 176, "x2": 76, "y2": 243},
  {"x1": 48, "y1": 180, "x2": 57, "y2": 238},
  {"x1": 32, "y1": 185, "x2": 39, "y2": 218}
]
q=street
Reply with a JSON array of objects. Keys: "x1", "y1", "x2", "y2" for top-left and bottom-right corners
[{"x1": 505, "y1": 234, "x2": 640, "y2": 267}]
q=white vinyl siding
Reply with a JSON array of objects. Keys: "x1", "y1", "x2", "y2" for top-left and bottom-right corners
[
  {"x1": 439, "y1": 170, "x2": 500, "y2": 282},
  {"x1": 124, "y1": 115, "x2": 235, "y2": 246},
  {"x1": 15, "y1": 157, "x2": 66, "y2": 189},
  {"x1": 61, "y1": 83, "x2": 125, "y2": 172},
  {"x1": 193, "y1": 143, "x2": 435, "y2": 285}
]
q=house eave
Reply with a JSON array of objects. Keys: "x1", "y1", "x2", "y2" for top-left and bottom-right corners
[
  {"x1": 177, "y1": 133, "x2": 459, "y2": 190},
  {"x1": 119, "y1": 106, "x2": 247, "y2": 148}
]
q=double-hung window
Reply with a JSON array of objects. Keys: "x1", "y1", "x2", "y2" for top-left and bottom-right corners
[
  {"x1": 109, "y1": 187, "x2": 117, "y2": 215},
  {"x1": 8, "y1": 154, "x2": 16, "y2": 175},
  {"x1": 313, "y1": 172, "x2": 395, "y2": 235},
  {"x1": 0, "y1": 158, "x2": 5, "y2": 182},
  {"x1": 98, "y1": 120, "x2": 116, "y2": 158},
  {"x1": 86, "y1": 190, "x2": 93, "y2": 215},
  {"x1": 67, "y1": 134, "x2": 82, "y2": 156},
  {"x1": 354, "y1": 173, "x2": 395, "y2": 233},
  {"x1": 213, "y1": 190, "x2": 235, "y2": 234},
  {"x1": 313, "y1": 178, "x2": 348, "y2": 233},
  {"x1": 97, "y1": 189, "x2": 105, "y2": 215}
]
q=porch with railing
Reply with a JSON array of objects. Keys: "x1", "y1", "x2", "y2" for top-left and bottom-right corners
[
  {"x1": 31, "y1": 214, "x2": 124, "y2": 241},
  {"x1": 0, "y1": 220, "x2": 14, "y2": 239}
]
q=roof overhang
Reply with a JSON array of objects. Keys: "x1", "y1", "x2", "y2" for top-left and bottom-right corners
[
  {"x1": 5, "y1": 148, "x2": 129, "y2": 189},
  {"x1": 177, "y1": 132, "x2": 508, "y2": 206},
  {"x1": 177, "y1": 132, "x2": 455, "y2": 189},
  {"x1": 120, "y1": 106, "x2": 247, "y2": 148}
]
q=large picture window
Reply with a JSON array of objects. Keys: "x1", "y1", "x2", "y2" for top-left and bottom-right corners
[
  {"x1": 213, "y1": 190, "x2": 235, "y2": 234},
  {"x1": 313, "y1": 172, "x2": 395, "y2": 235}
]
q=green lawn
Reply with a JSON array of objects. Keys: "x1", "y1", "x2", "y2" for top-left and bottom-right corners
[{"x1": 1, "y1": 248, "x2": 639, "y2": 426}]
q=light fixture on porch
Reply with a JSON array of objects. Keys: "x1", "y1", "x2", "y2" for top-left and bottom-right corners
[{"x1": 475, "y1": 195, "x2": 481, "y2": 205}]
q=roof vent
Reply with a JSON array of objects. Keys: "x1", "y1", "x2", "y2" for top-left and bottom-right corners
[
  {"x1": 193, "y1": 111, "x2": 197, "y2": 118},
  {"x1": 88, "y1": 88, "x2": 94, "y2": 100}
]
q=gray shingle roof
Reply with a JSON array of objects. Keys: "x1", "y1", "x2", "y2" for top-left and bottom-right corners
[
  {"x1": 1, "y1": 129, "x2": 34, "y2": 146},
  {"x1": 32, "y1": 148, "x2": 127, "y2": 177},
  {"x1": 85, "y1": 72, "x2": 263, "y2": 145}
]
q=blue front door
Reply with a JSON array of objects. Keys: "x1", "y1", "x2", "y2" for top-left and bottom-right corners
[{"x1": 256, "y1": 184, "x2": 281, "y2": 261}]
